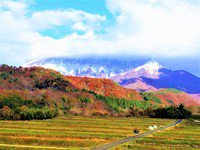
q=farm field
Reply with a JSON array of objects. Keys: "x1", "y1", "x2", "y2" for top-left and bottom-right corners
[
  {"x1": 0, "y1": 116, "x2": 175, "y2": 149},
  {"x1": 112, "y1": 119, "x2": 200, "y2": 150}
]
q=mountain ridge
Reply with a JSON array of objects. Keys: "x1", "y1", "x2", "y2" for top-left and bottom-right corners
[
  {"x1": 23, "y1": 57, "x2": 200, "y2": 94},
  {"x1": 1, "y1": 64, "x2": 199, "y2": 106}
]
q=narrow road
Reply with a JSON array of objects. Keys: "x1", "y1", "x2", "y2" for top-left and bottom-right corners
[{"x1": 91, "y1": 119, "x2": 182, "y2": 150}]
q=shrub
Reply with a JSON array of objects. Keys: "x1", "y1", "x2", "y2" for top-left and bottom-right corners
[
  {"x1": 19, "y1": 107, "x2": 34, "y2": 120},
  {"x1": 8, "y1": 78, "x2": 19, "y2": 83},
  {"x1": 0, "y1": 72, "x2": 10, "y2": 80},
  {"x1": 79, "y1": 96, "x2": 90, "y2": 103},
  {"x1": 61, "y1": 96, "x2": 72, "y2": 111},
  {"x1": 144, "y1": 107, "x2": 155, "y2": 116},
  {"x1": 0, "y1": 106, "x2": 13, "y2": 119},
  {"x1": 35, "y1": 97, "x2": 49, "y2": 108},
  {"x1": 35, "y1": 78, "x2": 69, "y2": 91},
  {"x1": 128, "y1": 106, "x2": 139, "y2": 116},
  {"x1": 0, "y1": 96, "x2": 24, "y2": 110}
]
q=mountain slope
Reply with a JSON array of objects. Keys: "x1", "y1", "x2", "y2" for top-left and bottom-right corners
[
  {"x1": 113, "y1": 67, "x2": 200, "y2": 94},
  {"x1": 23, "y1": 57, "x2": 149, "y2": 78},
  {"x1": 0, "y1": 64, "x2": 199, "y2": 120},
  {"x1": 0, "y1": 65, "x2": 142, "y2": 100},
  {"x1": 111, "y1": 60, "x2": 200, "y2": 94},
  {"x1": 23, "y1": 57, "x2": 200, "y2": 94},
  {"x1": 24, "y1": 57, "x2": 200, "y2": 94},
  {"x1": 0, "y1": 65, "x2": 150, "y2": 117},
  {"x1": 64, "y1": 76, "x2": 142, "y2": 100},
  {"x1": 154, "y1": 89, "x2": 199, "y2": 107}
]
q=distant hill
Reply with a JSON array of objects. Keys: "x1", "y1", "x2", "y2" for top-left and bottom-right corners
[
  {"x1": 0, "y1": 64, "x2": 142, "y2": 100},
  {"x1": 112, "y1": 60, "x2": 200, "y2": 94},
  {"x1": 0, "y1": 65, "x2": 199, "y2": 120},
  {"x1": 0, "y1": 65, "x2": 150, "y2": 118},
  {"x1": 23, "y1": 57, "x2": 200, "y2": 94}
]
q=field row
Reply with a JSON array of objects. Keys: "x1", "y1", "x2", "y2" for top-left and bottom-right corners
[
  {"x1": 0, "y1": 116, "x2": 174, "y2": 149},
  {"x1": 112, "y1": 120, "x2": 200, "y2": 150}
]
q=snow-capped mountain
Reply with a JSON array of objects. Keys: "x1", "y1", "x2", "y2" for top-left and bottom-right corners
[
  {"x1": 134, "y1": 59, "x2": 164, "y2": 77},
  {"x1": 23, "y1": 57, "x2": 200, "y2": 94},
  {"x1": 23, "y1": 57, "x2": 149, "y2": 78},
  {"x1": 111, "y1": 59, "x2": 165, "y2": 82},
  {"x1": 111, "y1": 64, "x2": 200, "y2": 94}
]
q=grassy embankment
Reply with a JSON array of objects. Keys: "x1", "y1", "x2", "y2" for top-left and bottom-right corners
[
  {"x1": 0, "y1": 116, "x2": 174, "y2": 149},
  {"x1": 112, "y1": 119, "x2": 200, "y2": 150}
]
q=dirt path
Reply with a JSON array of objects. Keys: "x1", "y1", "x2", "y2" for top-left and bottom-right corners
[
  {"x1": 91, "y1": 119, "x2": 182, "y2": 150},
  {"x1": 0, "y1": 144, "x2": 67, "y2": 149}
]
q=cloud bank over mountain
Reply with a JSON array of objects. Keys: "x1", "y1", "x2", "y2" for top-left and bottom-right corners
[{"x1": 0, "y1": 0, "x2": 200, "y2": 75}]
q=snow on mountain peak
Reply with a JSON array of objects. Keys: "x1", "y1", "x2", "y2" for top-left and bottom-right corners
[
  {"x1": 22, "y1": 57, "x2": 166, "y2": 78},
  {"x1": 134, "y1": 59, "x2": 164, "y2": 75}
]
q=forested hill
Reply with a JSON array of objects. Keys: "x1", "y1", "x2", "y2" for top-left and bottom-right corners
[
  {"x1": 0, "y1": 64, "x2": 142, "y2": 100},
  {"x1": 0, "y1": 65, "x2": 198, "y2": 120}
]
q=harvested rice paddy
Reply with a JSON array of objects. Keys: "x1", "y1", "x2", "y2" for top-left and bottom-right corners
[
  {"x1": 0, "y1": 116, "x2": 175, "y2": 149},
  {"x1": 112, "y1": 119, "x2": 200, "y2": 150}
]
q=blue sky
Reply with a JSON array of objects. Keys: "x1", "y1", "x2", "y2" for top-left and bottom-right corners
[
  {"x1": 31, "y1": 0, "x2": 113, "y2": 38},
  {"x1": 0, "y1": 0, "x2": 200, "y2": 76},
  {"x1": 32, "y1": 0, "x2": 111, "y2": 16}
]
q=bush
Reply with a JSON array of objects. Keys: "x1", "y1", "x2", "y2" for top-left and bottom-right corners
[
  {"x1": 144, "y1": 107, "x2": 155, "y2": 116},
  {"x1": 35, "y1": 78, "x2": 69, "y2": 91},
  {"x1": 35, "y1": 97, "x2": 49, "y2": 109},
  {"x1": 61, "y1": 96, "x2": 72, "y2": 111},
  {"x1": 128, "y1": 106, "x2": 139, "y2": 116},
  {"x1": 8, "y1": 77, "x2": 19, "y2": 83},
  {"x1": 19, "y1": 107, "x2": 34, "y2": 120},
  {"x1": 0, "y1": 96, "x2": 24, "y2": 109},
  {"x1": 0, "y1": 72, "x2": 10, "y2": 80},
  {"x1": 79, "y1": 96, "x2": 90, "y2": 103},
  {"x1": 0, "y1": 106, "x2": 13, "y2": 119}
]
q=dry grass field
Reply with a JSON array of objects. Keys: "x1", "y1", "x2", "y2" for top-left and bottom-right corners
[
  {"x1": 0, "y1": 116, "x2": 175, "y2": 149},
  {"x1": 112, "y1": 119, "x2": 200, "y2": 150}
]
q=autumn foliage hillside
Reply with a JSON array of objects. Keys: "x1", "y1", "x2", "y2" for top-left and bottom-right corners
[
  {"x1": 0, "y1": 65, "x2": 199, "y2": 120},
  {"x1": 0, "y1": 65, "x2": 75, "y2": 91},
  {"x1": 65, "y1": 76, "x2": 142, "y2": 100},
  {"x1": 154, "y1": 89, "x2": 200, "y2": 107},
  {"x1": 0, "y1": 65, "x2": 156, "y2": 119},
  {"x1": 0, "y1": 65, "x2": 142, "y2": 100}
]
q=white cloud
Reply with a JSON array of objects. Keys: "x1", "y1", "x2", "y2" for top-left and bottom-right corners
[
  {"x1": 30, "y1": 9, "x2": 105, "y2": 31},
  {"x1": 72, "y1": 21, "x2": 87, "y2": 31},
  {"x1": 0, "y1": 0, "x2": 200, "y2": 66},
  {"x1": 0, "y1": 0, "x2": 106, "y2": 65},
  {"x1": 0, "y1": 0, "x2": 27, "y2": 16},
  {"x1": 105, "y1": 0, "x2": 200, "y2": 57}
]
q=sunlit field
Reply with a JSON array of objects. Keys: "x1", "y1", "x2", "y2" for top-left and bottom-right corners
[
  {"x1": 0, "y1": 116, "x2": 175, "y2": 149},
  {"x1": 112, "y1": 119, "x2": 200, "y2": 150}
]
